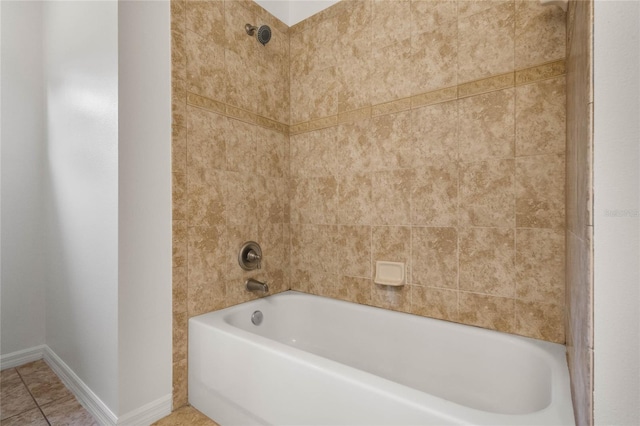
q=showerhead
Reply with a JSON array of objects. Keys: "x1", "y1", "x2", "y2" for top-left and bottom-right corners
[{"x1": 245, "y1": 23, "x2": 271, "y2": 46}]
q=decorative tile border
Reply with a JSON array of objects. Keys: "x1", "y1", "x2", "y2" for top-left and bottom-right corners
[
  {"x1": 291, "y1": 59, "x2": 566, "y2": 135},
  {"x1": 186, "y1": 92, "x2": 289, "y2": 135},
  {"x1": 516, "y1": 60, "x2": 566, "y2": 86},
  {"x1": 411, "y1": 86, "x2": 457, "y2": 109},
  {"x1": 458, "y1": 72, "x2": 515, "y2": 98},
  {"x1": 184, "y1": 59, "x2": 565, "y2": 137},
  {"x1": 372, "y1": 97, "x2": 411, "y2": 117}
]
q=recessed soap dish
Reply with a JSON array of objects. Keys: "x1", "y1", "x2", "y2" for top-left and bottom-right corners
[{"x1": 374, "y1": 261, "x2": 405, "y2": 286}]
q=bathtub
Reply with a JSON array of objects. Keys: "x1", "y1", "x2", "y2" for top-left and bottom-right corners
[{"x1": 189, "y1": 291, "x2": 575, "y2": 425}]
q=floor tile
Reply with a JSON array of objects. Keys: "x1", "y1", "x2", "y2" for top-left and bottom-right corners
[
  {"x1": 0, "y1": 369, "x2": 38, "y2": 421},
  {"x1": 17, "y1": 360, "x2": 73, "y2": 406},
  {"x1": 0, "y1": 407, "x2": 48, "y2": 426},
  {"x1": 152, "y1": 406, "x2": 219, "y2": 426},
  {"x1": 40, "y1": 395, "x2": 98, "y2": 426}
]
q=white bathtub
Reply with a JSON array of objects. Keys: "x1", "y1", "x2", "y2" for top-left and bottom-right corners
[{"x1": 189, "y1": 291, "x2": 575, "y2": 425}]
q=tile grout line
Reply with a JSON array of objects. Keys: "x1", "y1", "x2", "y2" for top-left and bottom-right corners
[{"x1": 15, "y1": 367, "x2": 52, "y2": 426}]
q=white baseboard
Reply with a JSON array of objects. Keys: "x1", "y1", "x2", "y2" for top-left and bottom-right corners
[
  {"x1": 43, "y1": 346, "x2": 171, "y2": 426},
  {"x1": 2, "y1": 345, "x2": 171, "y2": 425},
  {"x1": 43, "y1": 346, "x2": 119, "y2": 426},
  {"x1": 116, "y1": 394, "x2": 172, "y2": 426},
  {"x1": 0, "y1": 345, "x2": 46, "y2": 370}
]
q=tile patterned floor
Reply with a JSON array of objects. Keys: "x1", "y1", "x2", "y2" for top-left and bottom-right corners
[
  {"x1": 152, "y1": 406, "x2": 219, "y2": 425},
  {"x1": 0, "y1": 360, "x2": 98, "y2": 426}
]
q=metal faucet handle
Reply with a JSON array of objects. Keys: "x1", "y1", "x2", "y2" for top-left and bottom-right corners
[
  {"x1": 238, "y1": 241, "x2": 262, "y2": 270},
  {"x1": 246, "y1": 250, "x2": 261, "y2": 268}
]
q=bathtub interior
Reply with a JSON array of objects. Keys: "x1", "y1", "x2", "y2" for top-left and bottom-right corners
[{"x1": 221, "y1": 292, "x2": 556, "y2": 415}]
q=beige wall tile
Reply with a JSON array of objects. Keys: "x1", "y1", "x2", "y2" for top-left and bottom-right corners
[
  {"x1": 290, "y1": 225, "x2": 338, "y2": 274},
  {"x1": 173, "y1": 172, "x2": 187, "y2": 221},
  {"x1": 372, "y1": 170, "x2": 414, "y2": 225},
  {"x1": 458, "y1": 88, "x2": 515, "y2": 162},
  {"x1": 186, "y1": 30, "x2": 225, "y2": 101},
  {"x1": 515, "y1": 154, "x2": 565, "y2": 228},
  {"x1": 172, "y1": 359, "x2": 188, "y2": 409},
  {"x1": 336, "y1": 276, "x2": 373, "y2": 305},
  {"x1": 172, "y1": 78, "x2": 187, "y2": 128},
  {"x1": 372, "y1": 226, "x2": 411, "y2": 282},
  {"x1": 171, "y1": 0, "x2": 186, "y2": 34},
  {"x1": 515, "y1": 300, "x2": 564, "y2": 342},
  {"x1": 338, "y1": 52, "x2": 372, "y2": 113},
  {"x1": 186, "y1": 0, "x2": 225, "y2": 44},
  {"x1": 292, "y1": 66, "x2": 338, "y2": 123},
  {"x1": 516, "y1": 228, "x2": 565, "y2": 304},
  {"x1": 290, "y1": 177, "x2": 338, "y2": 225},
  {"x1": 187, "y1": 106, "x2": 227, "y2": 172},
  {"x1": 187, "y1": 169, "x2": 226, "y2": 226},
  {"x1": 172, "y1": 31, "x2": 187, "y2": 84},
  {"x1": 173, "y1": 221, "x2": 188, "y2": 269},
  {"x1": 336, "y1": 225, "x2": 372, "y2": 278},
  {"x1": 224, "y1": 0, "x2": 258, "y2": 59},
  {"x1": 459, "y1": 292, "x2": 516, "y2": 333},
  {"x1": 412, "y1": 20, "x2": 457, "y2": 94},
  {"x1": 411, "y1": 162, "x2": 458, "y2": 227},
  {"x1": 515, "y1": 0, "x2": 566, "y2": 69},
  {"x1": 516, "y1": 76, "x2": 566, "y2": 156},
  {"x1": 459, "y1": 159, "x2": 515, "y2": 227},
  {"x1": 411, "y1": 100, "x2": 458, "y2": 165},
  {"x1": 173, "y1": 311, "x2": 188, "y2": 363},
  {"x1": 187, "y1": 225, "x2": 227, "y2": 294},
  {"x1": 261, "y1": 177, "x2": 287, "y2": 224},
  {"x1": 257, "y1": 127, "x2": 289, "y2": 178},
  {"x1": 290, "y1": 269, "x2": 338, "y2": 298},
  {"x1": 411, "y1": 0, "x2": 457, "y2": 35},
  {"x1": 372, "y1": 0, "x2": 411, "y2": 47},
  {"x1": 371, "y1": 284, "x2": 411, "y2": 312},
  {"x1": 226, "y1": 118, "x2": 257, "y2": 174},
  {"x1": 371, "y1": 111, "x2": 413, "y2": 171},
  {"x1": 412, "y1": 227, "x2": 458, "y2": 288},
  {"x1": 459, "y1": 227, "x2": 516, "y2": 297},
  {"x1": 338, "y1": 173, "x2": 373, "y2": 225},
  {"x1": 458, "y1": 1, "x2": 515, "y2": 83},
  {"x1": 371, "y1": 39, "x2": 413, "y2": 105},
  {"x1": 225, "y1": 48, "x2": 259, "y2": 113},
  {"x1": 336, "y1": 119, "x2": 373, "y2": 174},
  {"x1": 458, "y1": 0, "x2": 511, "y2": 19},
  {"x1": 173, "y1": 124, "x2": 187, "y2": 174},
  {"x1": 290, "y1": 127, "x2": 338, "y2": 177},
  {"x1": 410, "y1": 286, "x2": 458, "y2": 321},
  {"x1": 173, "y1": 266, "x2": 188, "y2": 315}
]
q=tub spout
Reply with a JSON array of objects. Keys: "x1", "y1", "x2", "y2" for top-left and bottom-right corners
[{"x1": 246, "y1": 278, "x2": 269, "y2": 293}]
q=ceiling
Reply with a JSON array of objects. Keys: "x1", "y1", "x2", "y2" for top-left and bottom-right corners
[{"x1": 254, "y1": 0, "x2": 341, "y2": 27}]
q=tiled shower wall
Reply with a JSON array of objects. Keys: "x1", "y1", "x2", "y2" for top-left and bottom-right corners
[
  {"x1": 171, "y1": 0, "x2": 291, "y2": 408},
  {"x1": 171, "y1": 0, "x2": 569, "y2": 411},
  {"x1": 288, "y1": 0, "x2": 566, "y2": 342},
  {"x1": 565, "y1": 0, "x2": 593, "y2": 424}
]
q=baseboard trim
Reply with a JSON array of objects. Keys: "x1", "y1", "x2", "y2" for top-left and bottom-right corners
[
  {"x1": 3, "y1": 345, "x2": 171, "y2": 425},
  {"x1": 0, "y1": 345, "x2": 46, "y2": 370},
  {"x1": 43, "y1": 346, "x2": 119, "y2": 426},
  {"x1": 116, "y1": 394, "x2": 172, "y2": 426}
]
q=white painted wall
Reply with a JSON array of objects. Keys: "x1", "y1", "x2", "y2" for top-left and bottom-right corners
[
  {"x1": 255, "y1": 0, "x2": 340, "y2": 26},
  {"x1": 117, "y1": 0, "x2": 172, "y2": 416},
  {"x1": 42, "y1": 0, "x2": 119, "y2": 412},
  {"x1": 593, "y1": 0, "x2": 640, "y2": 424},
  {"x1": 0, "y1": 0, "x2": 47, "y2": 356}
]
